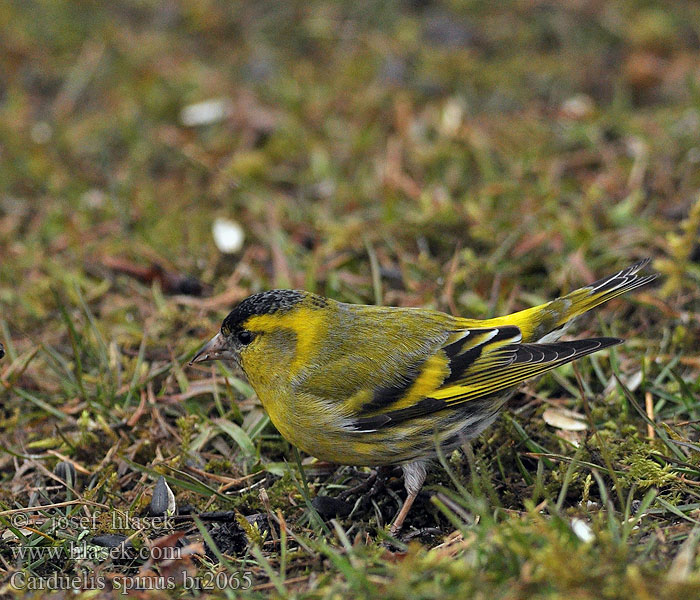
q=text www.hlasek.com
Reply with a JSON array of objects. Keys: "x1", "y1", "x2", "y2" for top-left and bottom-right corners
[{"x1": 11, "y1": 541, "x2": 180, "y2": 561}]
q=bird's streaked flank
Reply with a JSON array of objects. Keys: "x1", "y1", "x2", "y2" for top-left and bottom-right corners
[{"x1": 191, "y1": 258, "x2": 656, "y2": 534}]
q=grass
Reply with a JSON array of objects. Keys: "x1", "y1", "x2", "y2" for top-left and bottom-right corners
[{"x1": 1, "y1": 0, "x2": 700, "y2": 597}]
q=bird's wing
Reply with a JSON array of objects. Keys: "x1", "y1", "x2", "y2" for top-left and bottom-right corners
[{"x1": 350, "y1": 324, "x2": 622, "y2": 432}]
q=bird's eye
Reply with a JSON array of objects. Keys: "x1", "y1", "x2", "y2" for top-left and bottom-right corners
[{"x1": 237, "y1": 330, "x2": 254, "y2": 345}]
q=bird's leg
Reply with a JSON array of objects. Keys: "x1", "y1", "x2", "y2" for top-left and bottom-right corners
[
  {"x1": 390, "y1": 461, "x2": 427, "y2": 535},
  {"x1": 337, "y1": 470, "x2": 377, "y2": 500}
]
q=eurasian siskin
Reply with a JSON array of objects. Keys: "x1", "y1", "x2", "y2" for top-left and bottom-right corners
[{"x1": 191, "y1": 258, "x2": 656, "y2": 533}]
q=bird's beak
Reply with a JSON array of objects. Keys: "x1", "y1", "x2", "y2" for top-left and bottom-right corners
[{"x1": 189, "y1": 332, "x2": 235, "y2": 365}]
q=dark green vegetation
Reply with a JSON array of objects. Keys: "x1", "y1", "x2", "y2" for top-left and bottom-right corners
[{"x1": 1, "y1": 1, "x2": 700, "y2": 598}]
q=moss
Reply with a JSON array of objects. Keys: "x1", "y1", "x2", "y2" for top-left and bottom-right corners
[
  {"x1": 205, "y1": 457, "x2": 235, "y2": 474},
  {"x1": 624, "y1": 456, "x2": 677, "y2": 489},
  {"x1": 176, "y1": 413, "x2": 199, "y2": 457},
  {"x1": 657, "y1": 197, "x2": 700, "y2": 296}
]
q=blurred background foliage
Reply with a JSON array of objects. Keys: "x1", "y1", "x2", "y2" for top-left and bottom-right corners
[{"x1": 1, "y1": 0, "x2": 699, "y2": 322}]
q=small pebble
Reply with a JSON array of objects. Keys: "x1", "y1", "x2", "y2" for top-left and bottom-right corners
[{"x1": 311, "y1": 495, "x2": 353, "y2": 518}]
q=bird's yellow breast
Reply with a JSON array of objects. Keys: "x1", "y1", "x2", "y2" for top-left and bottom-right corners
[{"x1": 237, "y1": 299, "x2": 457, "y2": 463}]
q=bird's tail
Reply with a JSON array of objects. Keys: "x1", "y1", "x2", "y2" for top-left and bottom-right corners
[{"x1": 482, "y1": 258, "x2": 657, "y2": 343}]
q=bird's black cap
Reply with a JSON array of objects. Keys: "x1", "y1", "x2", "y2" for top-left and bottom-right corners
[{"x1": 221, "y1": 289, "x2": 307, "y2": 334}]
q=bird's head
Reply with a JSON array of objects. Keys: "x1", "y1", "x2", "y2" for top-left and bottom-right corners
[{"x1": 190, "y1": 289, "x2": 328, "y2": 382}]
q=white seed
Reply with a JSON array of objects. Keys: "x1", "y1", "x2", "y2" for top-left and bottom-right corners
[
  {"x1": 180, "y1": 98, "x2": 232, "y2": 126},
  {"x1": 542, "y1": 407, "x2": 588, "y2": 431},
  {"x1": 212, "y1": 218, "x2": 245, "y2": 254},
  {"x1": 571, "y1": 518, "x2": 594, "y2": 543}
]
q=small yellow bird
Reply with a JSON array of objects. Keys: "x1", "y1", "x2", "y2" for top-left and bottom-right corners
[{"x1": 191, "y1": 259, "x2": 655, "y2": 533}]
